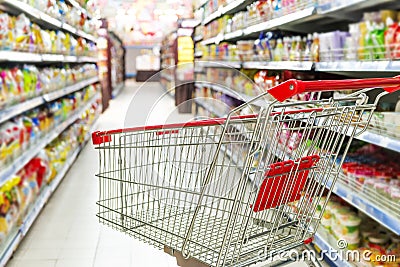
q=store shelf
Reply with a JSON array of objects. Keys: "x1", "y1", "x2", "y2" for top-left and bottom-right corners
[
  {"x1": 0, "y1": 93, "x2": 100, "y2": 188},
  {"x1": 160, "y1": 81, "x2": 175, "y2": 98},
  {"x1": 194, "y1": 51, "x2": 203, "y2": 58},
  {"x1": 43, "y1": 76, "x2": 99, "y2": 102},
  {"x1": 0, "y1": 77, "x2": 99, "y2": 125},
  {"x1": 203, "y1": 10, "x2": 222, "y2": 25},
  {"x1": 326, "y1": 178, "x2": 400, "y2": 235},
  {"x1": 78, "y1": 56, "x2": 98, "y2": 63},
  {"x1": 202, "y1": 0, "x2": 252, "y2": 25},
  {"x1": 66, "y1": 0, "x2": 92, "y2": 19},
  {"x1": 112, "y1": 83, "x2": 124, "y2": 98},
  {"x1": 0, "y1": 115, "x2": 99, "y2": 266},
  {"x1": 313, "y1": 231, "x2": 353, "y2": 267},
  {"x1": 195, "y1": 98, "x2": 225, "y2": 118},
  {"x1": 41, "y1": 53, "x2": 66, "y2": 62},
  {"x1": 315, "y1": 61, "x2": 400, "y2": 73},
  {"x1": 0, "y1": 51, "x2": 42, "y2": 62},
  {"x1": 196, "y1": 60, "x2": 241, "y2": 69},
  {"x1": 243, "y1": 7, "x2": 316, "y2": 35},
  {"x1": 0, "y1": 0, "x2": 96, "y2": 42},
  {"x1": 195, "y1": 82, "x2": 267, "y2": 107},
  {"x1": 160, "y1": 73, "x2": 174, "y2": 82},
  {"x1": 194, "y1": 35, "x2": 204, "y2": 42},
  {"x1": 0, "y1": 97, "x2": 44, "y2": 124},
  {"x1": 0, "y1": 51, "x2": 97, "y2": 63},
  {"x1": 242, "y1": 61, "x2": 314, "y2": 71},
  {"x1": 350, "y1": 127, "x2": 400, "y2": 153},
  {"x1": 223, "y1": 30, "x2": 244, "y2": 41},
  {"x1": 201, "y1": 36, "x2": 219, "y2": 46}
]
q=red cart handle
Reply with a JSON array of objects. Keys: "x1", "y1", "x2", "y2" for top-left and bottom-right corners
[{"x1": 268, "y1": 76, "x2": 400, "y2": 102}]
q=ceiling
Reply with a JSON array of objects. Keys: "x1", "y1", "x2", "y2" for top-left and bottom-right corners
[{"x1": 97, "y1": 0, "x2": 194, "y2": 44}]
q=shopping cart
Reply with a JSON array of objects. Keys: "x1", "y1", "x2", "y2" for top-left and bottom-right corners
[{"x1": 92, "y1": 77, "x2": 400, "y2": 267}]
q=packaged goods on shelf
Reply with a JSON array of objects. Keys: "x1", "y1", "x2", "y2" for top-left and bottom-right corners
[
  {"x1": 0, "y1": 94, "x2": 101, "y2": 246},
  {"x1": 337, "y1": 143, "x2": 400, "y2": 206},
  {"x1": 317, "y1": 196, "x2": 400, "y2": 266},
  {"x1": 0, "y1": 64, "x2": 97, "y2": 109},
  {"x1": 196, "y1": 8, "x2": 400, "y2": 65},
  {"x1": 0, "y1": 12, "x2": 96, "y2": 55},
  {"x1": 20, "y1": 0, "x2": 97, "y2": 34},
  {"x1": 0, "y1": 84, "x2": 99, "y2": 169}
]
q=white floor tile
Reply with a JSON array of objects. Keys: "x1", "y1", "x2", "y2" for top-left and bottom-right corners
[
  {"x1": 22, "y1": 248, "x2": 61, "y2": 260},
  {"x1": 58, "y1": 248, "x2": 96, "y2": 259},
  {"x1": 55, "y1": 259, "x2": 94, "y2": 267},
  {"x1": 29, "y1": 239, "x2": 66, "y2": 249},
  {"x1": 7, "y1": 259, "x2": 57, "y2": 267}
]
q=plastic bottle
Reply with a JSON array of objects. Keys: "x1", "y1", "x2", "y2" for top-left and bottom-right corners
[
  {"x1": 303, "y1": 34, "x2": 312, "y2": 61},
  {"x1": 282, "y1": 36, "x2": 290, "y2": 61},
  {"x1": 311, "y1": 32, "x2": 320, "y2": 62},
  {"x1": 274, "y1": 38, "x2": 284, "y2": 61},
  {"x1": 289, "y1": 36, "x2": 297, "y2": 61}
]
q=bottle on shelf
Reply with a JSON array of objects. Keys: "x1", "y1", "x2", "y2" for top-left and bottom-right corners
[
  {"x1": 289, "y1": 36, "x2": 297, "y2": 61},
  {"x1": 282, "y1": 36, "x2": 290, "y2": 61},
  {"x1": 274, "y1": 38, "x2": 284, "y2": 61},
  {"x1": 303, "y1": 34, "x2": 312, "y2": 61},
  {"x1": 311, "y1": 32, "x2": 320, "y2": 62}
]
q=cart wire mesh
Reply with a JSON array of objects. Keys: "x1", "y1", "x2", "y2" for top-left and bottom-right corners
[{"x1": 92, "y1": 78, "x2": 395, "y2": 267}]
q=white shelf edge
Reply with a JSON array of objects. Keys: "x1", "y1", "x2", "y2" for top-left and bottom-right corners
[
  {"x1": 202, "y1": 10, "x2": 221, "y2": 25},
  {"x1": 315, "y1": 61, "x2": 400, "y2": 72},
  {"x1": 243, "y1": 7, "x2": 316, "y2": 35},
  {"x1": 242, "y1": 61, "x2": 314, "y2": 71},
  {"x1": 0, "y1": 77, "x2": 98, "y2": 125},
  {"x1": 0, "y1": 93, "x2": 100, "y2": 188},
  {"x1": 43, "y1": 77, "x2": 99, "y2": 102},
  {"x1": 196, "y1": 61, "x2": 241, "y2": 69},
  {"x1": 112, "y1": 83, "x2": 124, "y2": 98},
  {"x1": 327, "y1": 178, "x2": 400, "y2": 235},
  {"x1": 195, "y1": 82, "x2": 266, "y2": 107},
  {"x1": 0, "y1": 97, "x2": 44, "y2": 124},
  {"x1": 160, "y1": 73, "x2": 174, "y2": 82},
  {"x1": 223, "y1": 30, "x2": 243, "y2": 40},
  {"x1": 195, "y1": 98, "x2": 225, "y2": 118},
  {"x1": 0, "y1": 51, "x2": 42, "y2": 62}
]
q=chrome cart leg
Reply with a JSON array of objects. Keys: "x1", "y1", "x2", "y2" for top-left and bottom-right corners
[{"x1": 164, "y1": 246, "x2": 211, "y2": 267}]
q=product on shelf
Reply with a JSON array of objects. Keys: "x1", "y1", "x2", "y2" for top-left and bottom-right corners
[
  {"x1": 0, "y1": 64, "x2": 97, "y2": 109},
  {"x1": 0, "y1": 86, "x2": 101, "y2": 247},
  {"x1": 338, "y1": 143, "x2": 400, "y2": 207},
  {"x1": 0, "y1": 11, "x2": 96, "y2": 55},
  {"x1": 24, "y1": 0, "x2": 97, "y2": 35},
  {"x1": 317, "y1": 196, "x2": 400, "y2": 266},
  {"x1": 0, "y1": 84, "x2": 99, "y2": 169}
]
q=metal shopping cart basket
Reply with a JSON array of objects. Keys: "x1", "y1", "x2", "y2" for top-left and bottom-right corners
[{"x1": 92, "y1": 77, "x2": 400, "y2": 267}]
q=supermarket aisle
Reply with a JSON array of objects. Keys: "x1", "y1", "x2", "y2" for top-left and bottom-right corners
[{"x1": 7, "y1": 81, "x2": 184, "y2": 267}]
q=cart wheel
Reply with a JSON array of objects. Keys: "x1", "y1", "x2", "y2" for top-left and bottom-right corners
[
  {"x1": 164, "y1": 246, "x2": 209, "y2": 267},
  {"x1": 181, "y1": 249, "x2": 190, "y2": 259}
]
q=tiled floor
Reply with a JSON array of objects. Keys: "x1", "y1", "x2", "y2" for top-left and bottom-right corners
[{"x1": 6, "y1": 81, "x2": 313, "y2": 267}]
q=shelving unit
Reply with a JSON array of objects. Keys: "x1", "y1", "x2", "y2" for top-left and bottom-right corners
[
  {"x1": 0, "y1": 76, "x2": 98, "y2": 125},
  {"x1": 0, "y1": 94, "x2": 100, "y2": 187},
  {"x1": 0, "y1": 0, "x2": 97, "y2": 43},
  {"x1": 0, "y1": 112, "x2": 100, "y2": 266},
  {"x1": 0, "y1": 51, "x2": 97, "y2": 63},
  {"x1": 0, "y1": 2, "x2": 100, "y2": 265},
  {"x1": 193, "y1": 0, "x2": 400, "y2": 266}
]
